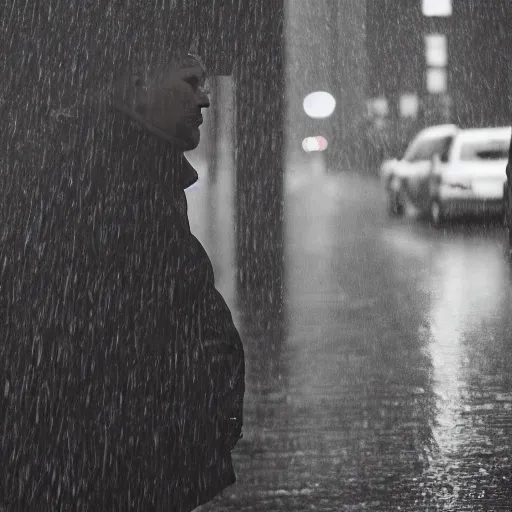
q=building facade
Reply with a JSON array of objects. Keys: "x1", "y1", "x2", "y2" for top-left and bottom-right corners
[
  {"x1": 285, "y1": 0, "x2": 368, "y2": 168},
  {"x1": 366, "y1": 0, "x2": 512, "y2": 159}
]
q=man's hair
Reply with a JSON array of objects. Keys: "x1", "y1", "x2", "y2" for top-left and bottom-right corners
[{"x1": 3, "y1": 2, "x2": 197, "y2": 115}]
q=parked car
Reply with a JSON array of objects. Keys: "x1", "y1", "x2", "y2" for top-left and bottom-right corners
[
  {"x1": 380, "y1": 124, "x2": 458, "y2": 217},
  {"x1": 381, "y1": 125, "x2": 512, "y2": 226}
]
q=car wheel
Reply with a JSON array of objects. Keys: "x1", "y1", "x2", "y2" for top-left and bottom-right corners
[
  {"x1": 387, "y1": 176, "x2": 404, "y2": 217},
  {"x1": 430, "y1": 199, "x2": 444, "y2": 228},
  {"x1": 387, "y1": 189, "x2": 404, "y2": 217}
]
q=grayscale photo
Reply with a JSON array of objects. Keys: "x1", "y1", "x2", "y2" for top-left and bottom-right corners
[{"x1": 1, "y1": 1, "x2": 511, "y2": 510}]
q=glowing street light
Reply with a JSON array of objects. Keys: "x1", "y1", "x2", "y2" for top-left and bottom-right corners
[
  {"x1": 302, "y1": 136, "x2": 329, "y2": 153},
  {"x1": 303, "y1": 91, "x2": 336, "y2": 119}
]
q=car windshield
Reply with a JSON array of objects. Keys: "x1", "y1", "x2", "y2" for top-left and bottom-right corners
[
  {"x1": 459, "y1": 138, "x2": 510, "y2": 161},
  {"x1": 403, "y1": 135, "x2": 453, "y2": 162}
]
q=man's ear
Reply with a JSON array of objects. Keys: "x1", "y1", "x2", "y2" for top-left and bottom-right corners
[
  {"x1": 111, "y1": 72, "x2": 149, "y2": 116},
  {"x1": 131, "y1": 74, "x2": 149, "y2": 116}
]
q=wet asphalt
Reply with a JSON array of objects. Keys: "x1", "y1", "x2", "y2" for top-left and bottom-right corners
[{"x1": 186, "y1": 154, "x2": 512, "y2": 511}]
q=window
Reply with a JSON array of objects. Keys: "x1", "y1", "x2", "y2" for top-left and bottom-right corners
[
  {"x1": 425, "y1": 34, "x2": 447, "y2": 67},
  {"x1": 439, "y1": 136, "x2": 453, "y2": 162},
  {"x1": 426, "y1": 68, "x2": 447, "y2": 94},
  {"x1": 459, "y1": 139, "x2": 510, "y2": 161},
  {"x1": 399, "y1": 94, "x2": 419, "y2": 118},
  {"x1": 422, "y1": 0, "x2": 452, "y2": 17},
  {"x1": 404, "y1": 135, "x2": 453, "y2": 162}
]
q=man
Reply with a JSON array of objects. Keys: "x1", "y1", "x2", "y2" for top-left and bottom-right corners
[{"x1": 0, "y1": 49, "x2": 245, "y2": 511}]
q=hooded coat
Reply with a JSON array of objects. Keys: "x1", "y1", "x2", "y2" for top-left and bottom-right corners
[{"x1": 0, "y1": 90, "x2": 245, "y2": 510}]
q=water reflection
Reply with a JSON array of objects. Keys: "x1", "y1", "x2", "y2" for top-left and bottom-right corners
[
  {"x1": 428, "y1": 240, "x2": 505, "y2": 447},
  {"x1": 271, "y1": 172, "x2": 441, "y2": 507},
  {"x1": 423, "y1": 232, "x2": 512, "y2": 504}
]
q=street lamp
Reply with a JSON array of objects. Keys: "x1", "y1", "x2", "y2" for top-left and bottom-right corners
[
  {"x1": 303, "y1": 91, "x2": 336, "y2": 119},
  {"x1": 302, "y1": 91, "x2": 336, "y2": 172}
]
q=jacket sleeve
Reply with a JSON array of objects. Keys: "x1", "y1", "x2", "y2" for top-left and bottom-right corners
[
  {"x1": 200, "y1": 288, "x2": 245, "y2": 450},
  {"x1": 164, "y1": 197, "x2": 245, "y2": 449}
]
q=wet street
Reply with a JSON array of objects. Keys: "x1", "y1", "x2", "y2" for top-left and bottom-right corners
[{"x1": 186, "y1": 155, "x2": 512, "y2": 511}]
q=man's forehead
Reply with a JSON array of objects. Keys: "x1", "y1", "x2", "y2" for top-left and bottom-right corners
[
  {"x1": 173, "y1": 51, "x2": 205, "y2": 71},
  {"x1": 147, "y1": 62, "x2": 205, "y2": 87},
  {"x1": 162, "y1": 53, "x2": 207, "y2": 81},
  {"x1": 177, "y1": 65, "x2": 206, "y2": 79},
  {"x1": 131, "y1": 51, "x2": 207, "y2": 85}
]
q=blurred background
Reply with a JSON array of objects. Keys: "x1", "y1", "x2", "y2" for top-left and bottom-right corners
[
  {"x1": 186, "y1": 1, "x2": 512, "y2": 510},
  {"x1": 4, "y1": 0, "x2": 512, "y2": 509},
  {"x1": 197, "y1": 0, "x2": 512, "y2": 171}
]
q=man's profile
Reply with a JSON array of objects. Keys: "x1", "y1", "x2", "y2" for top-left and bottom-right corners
[{"x1": 0, "y1": 25, "x2": 245, "y2": 512}]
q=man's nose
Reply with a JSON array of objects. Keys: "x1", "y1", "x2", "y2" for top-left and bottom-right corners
[{"x1": 197, "y1": 87, "x2": 210, "y2": 108}]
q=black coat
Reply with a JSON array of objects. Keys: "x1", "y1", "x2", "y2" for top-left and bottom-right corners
[{"x1": 0, "y1": 104, "x2": 245, "y2": 511}]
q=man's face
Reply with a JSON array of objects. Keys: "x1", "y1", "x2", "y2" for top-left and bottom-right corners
[{"x1": 143, "y1": 58, "x2": 210, "y2": 151}]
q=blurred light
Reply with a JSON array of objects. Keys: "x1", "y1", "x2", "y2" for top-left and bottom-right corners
[
  {"x1": 367, "y1": 97, "x2": 388, "y2": 117},
  {"x1": 425, "y1": 34, "x2": 447, "y2": 67},
  {"x1": 427, "y1": 68, "x2": 447, "y2": 94},
  {"x1": 422, "y1": 0, "x2": 452, "y2": 17},
  {"x1": 303, "y1": 91, "x2": 336, "y2": 119},
  {"x1": 316, "y1": 136, "x2": 328, "y2": 151},
  {"x1": 302, "y1": 136, "x2": 328, "y2": 153},
  {"x1": 399, "y1": 94, "x2": 419, "y2": 118}
]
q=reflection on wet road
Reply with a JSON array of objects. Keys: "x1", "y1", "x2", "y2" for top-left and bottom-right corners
[{"x1": 188, "y1": 162, "x2": 512, "y2": 511}]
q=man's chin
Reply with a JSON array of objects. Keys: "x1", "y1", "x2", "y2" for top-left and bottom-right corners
[
  {"x1": 181, "y1": 139, "x2": 200, "y2": 152},
  {"x1": 146, "y1": 122, "x2": 200, "y2": 151},
  {"x1": 174, "y1": 130, "x2": 201, "y2": 152}
]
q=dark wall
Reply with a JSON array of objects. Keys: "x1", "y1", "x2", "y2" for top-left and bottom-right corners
[
  {"x1": 366, "y1": 0, "x2": 425, "y2": 109},
  {"x1": 365, "y1": 0, "x2": 427, "y2": 160},
  {"x1": 234, "y1": 0, "x2": 286, "y2": 326},
  {"x1": 366, "y1": 0, "x2": 512, "y2": 130},
  {"x1": 451, "y1": 0, "x2": 512, "y2": 127}
]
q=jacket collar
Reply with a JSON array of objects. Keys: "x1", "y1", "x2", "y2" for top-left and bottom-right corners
[
  {"x1": 110, "y1": 103, "x2": 199, "y2": 190},
  {"x1": 181, "y1": 155, "x2": 199, "y2": 189}
]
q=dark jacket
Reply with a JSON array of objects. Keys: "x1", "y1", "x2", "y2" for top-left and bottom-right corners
[{"x1": 0, "y1": 103, "x2": 244, "y2": 511}]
